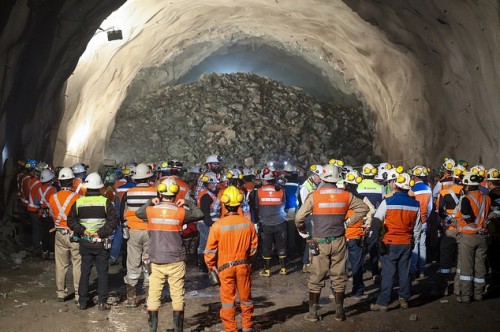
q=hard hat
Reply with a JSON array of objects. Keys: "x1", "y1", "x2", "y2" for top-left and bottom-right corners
[
  {"x1": 157, "y1": 178, "x2": 179, "y2": 196},
  {"x1": 220, "y1": 185, "x2": 244, "y2": 207},
  {"x1": 341, "y1": 165, "x2": 353, "y2": 174},
  {"x1": 308, "y1": 164, "x2": 324, "y2": 176},
  {"x1": 58, "y1": 167, "x2": 75, "y2": 180},
  {"x1": 242, "y1": 167, "x2": 252, "y2": 176},
  {"x1": 344, "y1": 171, "x2": 363, "y2": 185},
  {"x1": 470, "y1": 164, "x2": 486, "y2": 177},
  {"x1": 206, "y1": 155, "x2": 221, "y2": 164},
  {"x1": 452, "y1": 165, "x2": 466, "y2": 179},
  {"x1": 462, "y1": 172, "x2": 481, "y2": 186},
  {"x1": 375, "y1": 163, "x2": 392, "y2": 180},
  {"x1": 105, "y1": 172, "x2": 116, "y2": 184},
  {"x1": 395, "y1": 173, "x2": 414, "y2": 190},
  {"x1": 158, "y1": 161, "x2": 169, "y2": 172},
  {"x1": 84, "y1": 172, "x2": 104, "y2": 189},
  {"x1": 266, "y1": 161, "x2": 276, "y2": 171},
  {"x1": 25, "y1": 159, "x2": 37, "y2": 170},
  {"x1": 284, "y1": 163, "x2": 294, "y2": 172},
  {"x1": 201, "y1": 172, "x2": 219, "y2": 184},
  {"x1": 443, "y1": 158, "x2": 456, "y2": 171},
  {"x1": 125, "y1": 163, "x2": 136, "y2": 174},
  {"x1": 385, "y1": 169, "x2": 399, "y2": 182},
  {"x1": 72, "y1": 163, "x2": 86, "y2": 174},
  {"x1": 35, "y1": 162, "x2": 48, "y2": 172},
  {"x1": 132, "y1": 163, "x2": 153, "y2": 180},
  {"x1": 320, "y1": 164, "x2": 342, "y2": 183},
  {"x1": 329, "y1": 159, "x2": 345, "y2": 167},
  {"x1": 169, "y1": 159, "x2": 183, "y2": 168},
  {"x1": 378, "y1": 162, "x2": 393, "y2": 171},
  {"x1": 40, "y1": 169, "x2": 55, "y2": 183},
  {"x1": 227, "y1": 168, "x2": 243, "y2": 180},
  {"x1": 189, "y1": 166, "x2": 202, "y2": 174},
  {"x1": 261, "y1": 168, "x2": 275, "y2": 181},
  {"x1": 361, "y1": 163, "x2": 377, "y2": 176},
  {"x1": 411, "y1": 165, "x2": 428, "y2": 177},
  {"x1": 457, "y1": 159, "x2": 469, "y2": 168},
  {"x1": 486, "y1": 168, "x2": 500, "y2": 181}
]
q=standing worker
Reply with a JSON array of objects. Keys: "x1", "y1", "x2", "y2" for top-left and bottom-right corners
[
  {"x1": 295, "y1": 165, "x2": 369, "y2": 322},
  {"x1": 67, "y1": 173, "x2": 118, "y2": 310},
  {"x1": 135, "y1": 177, "x2": 204, "y2": 332},
  {"x1": 205, "y1": 185, "x2": 258, "y2": 332}
]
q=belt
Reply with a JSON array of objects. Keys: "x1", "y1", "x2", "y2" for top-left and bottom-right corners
[
  {"x1": 218, "y1": 260, "x2": 250, "y2": 272},
  {"x1": 57, "y1": 228, "x2": 71, "y2": 235},
  {"x1": 316, "y1": 236, "x2": 340, "y2": 244}
]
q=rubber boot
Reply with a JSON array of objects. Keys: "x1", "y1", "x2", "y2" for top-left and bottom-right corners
[
  {"x1": 259, "y1": 257, "x2": 271, "y2": 277},
  {"x1": 305, "y1": 291, "x2": 320, "y2": 321},
  {"x1": 148, "y1": 310, "x2": 158, "y2": 332},
  {"x1": 125, "y1": 284, "x2": 137, "y2": 308},
  {"x1": 279, "y1": 256, "x2": 287, "y2": 275},
  {"x1": 334, "y1": 291, "x2": 346, "y2": 321},
  {"x1": 197, "y1": 254, "x2": 208, "y2": 273},
  {"x1": 173, "y1": 310, "x2": 184, "y2": 332}
]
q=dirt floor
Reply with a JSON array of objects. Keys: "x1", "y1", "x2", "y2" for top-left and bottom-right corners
[{"x1": 1, "y1": 253, "x2": 500, "y2": 332}]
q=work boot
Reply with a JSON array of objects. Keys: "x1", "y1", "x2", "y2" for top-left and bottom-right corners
[
  {"x1": 173, "y1": 310, "x2": 184, "y2": 332},
  {"x1": 334, "y1": 291, "x2": 346, "y2": 321},
  {"x1": 279, "y1": 257, "x2": 287, "y2": 275},
  {"x1": 197, "y1": 254, "x2": 208, "y2": 273},
  {"x1": 125, "y1": 284, "x2": 138, "y2": 308},
  {"x1": 259, "y1": 269, "x2": 271, "y2": 277},
  {"x1": 148, "y1": 310, "x2": 158, "y2": 332},
  {"x1": 260, "y1": 258, "x2": 271, "y2": 277},
  {"x1": 304, "y1": 292, "x2": 320, "y2": 322}
]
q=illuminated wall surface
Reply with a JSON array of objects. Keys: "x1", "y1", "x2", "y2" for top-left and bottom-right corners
[{"x1": 1, "y1": 0, "x2": 499, "y2": 183}]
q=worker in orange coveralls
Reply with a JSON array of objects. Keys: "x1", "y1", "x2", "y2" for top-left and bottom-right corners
[{"x1": 204, "y1": 185, "x2": 258, "y2": 332}]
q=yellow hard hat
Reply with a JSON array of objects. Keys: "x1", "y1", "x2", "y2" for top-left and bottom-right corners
[
  {"x1": 220, "y1": 185, "x2": 244, "y2": 207},
  {"x1": 157, "y1": 178, "x2": 179, "y2": 196}
]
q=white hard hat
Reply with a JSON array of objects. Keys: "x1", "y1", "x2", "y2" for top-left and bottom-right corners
[
  {"x1": 411, "y1": 165, "x2": 428, "y2": 177},
  {"x1": 385, "y1": 169, "x2": 399, "y2": 182},
  {"x1": 452, "y1": 165, "x2": 466, "y2": 179},
  {"x1": 470, "y1": 164, "x2": 486, "y2": 177},
  {"x1": 443, "y1": 158, "x2": 455, "y2": 171},
  {"x1": 462, "y1": 172, "x2": 481, "y2": 186},
  {"x1": 344, "y1": 171, "x2": 363, "y2": 185},
  {"x1": 201, "y1": 172, "x2": 219, "y2": 184},
  {"x1": 72, "y1": 163, "x2": 86, "y2": 174},
  {"x1": 242, "y1": 167, "x2": 252, "y2": 176},
  {"x1": 320, "y1": 164, "x2": 342, "y2": 183},
  {"x1": 308, "y1": 165, "x2": 324, "y2": 176},
  {"x1": 84, "y1": 172, "x2": 104, "y2": 189},
  {"x1": 40, "y1": 169, "x2": 55, "y2": 183},
  {"x1": 158, "y1": 177, "x2": 179, "y2": 196},
  {"x1": 125, "y1": 163, "x2": 137, "y2": 174},
  {"x1": 284, "y1": 163, "x2": 294, "y2": 172},
  {"x1": 395, "y1": 173, "x2": 414, "y2": 190},
  {"x1": 58, "y1": 167, "x2": 75, "y2": 180},
  {"x1": 206, "y1": 155, "x2": 221, "y2": 164},
  {"x1": 132, "y1": 163, "x2": 153, "y2": 180},
  {"x1": 189, "y1": 165, "x2": 202, "y2": 174},
  {"x1": 486, "y1": 168, "x2": 500, "y2": 181},
  {"x1": 261, "y1": 168, "x2": 275, "y2": 181},
  {"x1": 361, "y1": 163, "x2": 377, "y2": 176},
  {"x1": 35, "y1": 162, "x2": 49, "y2": 172},
  {"x1": 227, "y1": 168, "x2": 242, "y2": 180}
]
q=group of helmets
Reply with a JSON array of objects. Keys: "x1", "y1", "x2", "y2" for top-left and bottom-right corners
[{"x1": 441, "y1": 158, "x2": 499, "y2": 186}]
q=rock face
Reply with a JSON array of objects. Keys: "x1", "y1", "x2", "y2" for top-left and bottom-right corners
[{"x1": 106, "y1": 73, "x2": 376, "y2": 167}]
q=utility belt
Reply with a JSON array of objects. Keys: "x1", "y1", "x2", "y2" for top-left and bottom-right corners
[
  {"x1": 218, "y1": 260, "x2": 250, "y2": 272},
  {"x1": 316, "y1": 236, "x2": 340, "y2": 244},
  {"x1": 71, "y1": 234, "x2": 111, "y2": 249},
  {"x1": 56, "y1": 228, "x2": 72, "y2": 235}
]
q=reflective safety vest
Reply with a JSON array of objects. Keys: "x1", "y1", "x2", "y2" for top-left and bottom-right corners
[
  {"x1": 39, "y1": 183, "x2": 56, "y2": 209},
  {"x1": 72, "y1": 178, "x2": 87, "y2": 196},
  {"x1": 75, "y1": 195, "x2": 107, "y2": 235},
  {"x1": 198, "y1": 188, "x2": 220, "y2": 222},
  {"x1": 311, "y1": 187, "x2": 350, "y2": 238},
  {"x1": 357, "y1": 179, "x2": 383, "y2": 207},
  {"x1": 147, "y1": 203, "x2": 185, "y2": 232},
  {"x1": 438, "y1": 184, "x2": 463, "y2": 230},
  {"x1": 409, "y1": 181, "x2": 432, "y2": 224},
  {"x1": 27, "y1": 178, "x2": 42, "y2": 212},
  {"x1": 345, "y1": 209, "x2": 364, "y2": 239},
  {"x1": 382, "y1": 193, "x2": 420, "y2": 245},
  {"x1": 125, "y1": 185, "x2": 158, "y2": 230},
  {"x1": 49, "y1": 189, "x2": 80, "y2": 229},
  {"x1": 20, "y1": 175, "x2": 32, "y2": 206},
  {"x1": 257, "y1": 185, "x2": 285, "y2": 225},
  {"x1": 457, "y1": 191, "x2": 491, "y2": 235}
]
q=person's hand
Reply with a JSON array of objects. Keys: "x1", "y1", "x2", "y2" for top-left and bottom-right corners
[
  {"x1": 84, "y1": 230, "x2": 92, "y2": 237},
  {"x1": 176, "y1": 199, "x2": 185, "y2": 207},
  {"x1": 151, "y1": 197, "x2": 160, "y2": 205}
]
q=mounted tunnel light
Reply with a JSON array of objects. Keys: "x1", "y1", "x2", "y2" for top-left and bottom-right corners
[{"x1": 95, "y1": 27, "x2": 123, "y2": 41}]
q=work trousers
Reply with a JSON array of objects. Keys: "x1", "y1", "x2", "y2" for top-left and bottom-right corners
[
  {"x1": 197, "y1": 221, "x2": 210, "y2": 255},
  {"x1": 308, "y1": 236, "x2": 348, "y2": 293},
  {"x1": 147, "y1": 261, "x2": 186, "y2": 311},
  {"x1": 439, "y1": 229, "x2": 461, "y2": 294},
  {"x1": 79, "y1": 244, "x2": 109, "y2": 306},
  {"x1": 219, "y1": 264, "x2": 253, "y2": 332},
  {"x1": 376, "y1": 244, "x2": 412, "y2": 306},
  {"x1": 459, "y1": 233, "x2": 488, "y2": 297},
  {"x1": 261, "y1": 221, "x2": 287, "y2": 258},
  {"x1": 124, "y1": 229, "x2": 149, "y2": 287},
  {"x1": 55, "y1": 231, "x2": 81, "y2": 300},
  {"x1": 411, "y1": 223, "x2": 427, "y2": 274},
  {"x1": 27, "y1": 211, "x2": 41, "y2": 252},
  {"x1": 302, "y1": 217, "x2": 313, "y2": 264},
  {"x1": 110, "y1": 224, "x2": 123, "y2": 261},
  {"x1": 347, "y1": 238, "x2": 365, "y2": 296},
  {"x1": 40, "y1": 216, "x2": 55, "y2": 254}
]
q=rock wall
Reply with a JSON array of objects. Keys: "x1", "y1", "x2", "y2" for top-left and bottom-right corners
[{"x1": 106, "y1": 73, "x2": 376, "y2": 167}]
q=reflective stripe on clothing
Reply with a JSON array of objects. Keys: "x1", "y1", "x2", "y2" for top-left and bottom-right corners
[
  {"x1": 311, "y1": 188, "x2": 350, "y2": 237},
  {"x1": 457, "y1": 191, "x2": 490, "y2": 234},
  {"x1": 76, "y1": 195, "x2": 108, "y2": 235},
  {"x1": 125, "y1": 186, "x2": 158, "y2": 230},
  {"x1": 27, "y1": 178, "x2": 42, "y2": 211},
  {"x1": 49, "y1": 190, "x2": 79, "y2": 228}
]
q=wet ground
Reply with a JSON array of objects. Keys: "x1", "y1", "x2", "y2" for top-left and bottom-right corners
[{"x1": 1, "y1": 253, "x2": 500, "y2": 332}]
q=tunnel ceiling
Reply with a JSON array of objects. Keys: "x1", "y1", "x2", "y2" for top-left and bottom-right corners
[{"x1": 1, "y1": 0, "x2": 500, "y2": 183}]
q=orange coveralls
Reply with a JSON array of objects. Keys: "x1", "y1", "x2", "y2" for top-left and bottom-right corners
[{"x1": 205, "y1": 213, "x2": 258, "y2": 332}]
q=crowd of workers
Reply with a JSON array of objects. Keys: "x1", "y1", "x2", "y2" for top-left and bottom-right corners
[{"x1": 13, "y1": 155, "x2": 500, "y2": 331}]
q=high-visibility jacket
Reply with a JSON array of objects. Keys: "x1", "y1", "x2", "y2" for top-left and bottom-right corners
[
  {"x1": 27, "y1": 177, "x2": 42, "y2": 212},
  {"x1": 75, "y1": 195, "x2": 107, "y2": 235},
  {"x1": 457, "y1": 190, "x2": 491, "y2": 235},
  {"x1": 124, "y1": 185, "x2": 158, "y2": 230},
  {"x1": 345, "y1": 208, "x2": 364, "y2": 239},
  {"x1": 17, "y1": 172, "x2": 29, "y2": 201},
  {"x1": 39, "y1": 183, "x2": 57, "y2": 209},
  {"x1": 432, "y1": 175, "x2": 455, "y2": 201},
  {"x1": 198, "y1": 188, "x2": 220, "y2": 225},
  {"x1": 257, "y1": 185, "x2": 286, "y2": 226},
  {"x1": 357, "y1": 179, "x2": 384, "y2": 208},
  {"x1": 409, "y1": 180, "x2": 432, "y2": 224},
  {"x1": 204, "y1": 214, "x2": 258, "y2": 270},
  {"x1": 311, "y1": 187, "x2": 350, "y2": 237},
  {"x1": 377, "y1": 192, "x2": 420, "y2": 245},
  {"x1": 21, "y1": 175, "x2": 32, "y2": 207},
  {"x1": 72, "y1": 178, "x2": 87, "y2": 196},
  {"x1": 49, "y1": 189, "x2": 80, "y2": 229},
  {"x1": 116, "y1": 180, "x2": 136, "y2": 201},
  {"x1": 437, "y1": 184, "x2": 463, "y2": 230}
]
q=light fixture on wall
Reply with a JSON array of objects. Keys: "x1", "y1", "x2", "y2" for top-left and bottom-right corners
[{"x1": 95, "y1": 27, "x2": 123, "y2": 41}]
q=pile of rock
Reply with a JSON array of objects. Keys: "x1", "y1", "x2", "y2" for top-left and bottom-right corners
[{"x1": 106, "y1": 72, "x2": 378, "y2": 168}]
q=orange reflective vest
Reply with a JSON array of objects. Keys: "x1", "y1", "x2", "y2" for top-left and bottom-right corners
[
  {"x1": 39, "y1": 183, "x2": 56, "y2": 209},
  {"x1": 49, "y1": 189, "x2": 80, "y2": 229},
  {"x1": 311, "y1": 187, "x2": 350, "y2": 237},
  {"x1": 438, "y1": 184, "x2": 463, "y2": 230},
  {"x1": 125, "y1": 186, "x2": 158, "y2": 230},
  {"x1": 21, "y1": 175, "x2": 32, "y2": 207},
  {"x1": 345, "y1": 209, "x2": 364, "y2": 239},
  {"x1": 27, "y1": 177, "x2": 42, "y2": 212},
  {"x1": 457, "y1": 191, "x2": 491, "y2": 235},
  {"x1": 72, "y1": 178, "x2": 87, "y2": 196}
]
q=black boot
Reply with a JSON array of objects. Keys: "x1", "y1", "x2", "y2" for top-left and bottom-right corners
[
  {"x1": 305, "y1": 292, "x2": 320, "y2": 321},
  {"x1": 125, "y1": 284, "x2": 137, "y2": 308},
  {"x1": 259, "y1": 257, "x2": 271, "y2": 277},
  {"x1": 334, "y1": 291, "x2": 346, "y2": 321},
  {"x1": 173, "y1": 310, "x2": 184, "y2": 332},
  {"x1": 197, "y1": 254, "x2": 208, "y2": 273},
  {"x1": 279, "y1": 256, "x2": 287, "y2": 275},
  {"x1": 148, "y1": 310, "x2": 158, "y2": 332}
]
